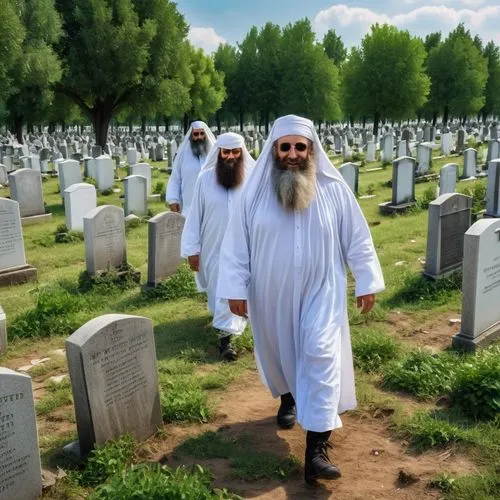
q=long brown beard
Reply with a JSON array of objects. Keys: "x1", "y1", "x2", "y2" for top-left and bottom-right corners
[
  {"x1": 271, "y1": 153, "x2": 316, "y2": 211},
  {"x1": 216, "y1": 155, "x2": 245, "y2": 189}
]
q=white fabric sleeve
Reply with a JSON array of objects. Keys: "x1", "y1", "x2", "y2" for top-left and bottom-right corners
[
  {"x1": 166, "y1": 160, "x2": 181, "y2": 205},
  {"x1": 180, "y1": 175, "x2": 203, "y2": 257},
  {"x1": 338, "y1": 184, "x2": 385, "y2": 297},
  {"x1": 216, "y1": 196, "x2": 251, "y2": 300}
]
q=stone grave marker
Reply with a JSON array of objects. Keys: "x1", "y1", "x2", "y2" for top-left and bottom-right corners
[
  {"x1": 65, "y1": 314, "x2": 162, "y2": 456},
  {"x1": 397, "y1": 140, "x2": 409, "y2": 158},
  {"x1": 381, "y1": 134, "x2": 394, "y2": 163},
  {"x1": 424, "y1": 193, "x2": 472, "y2": 280},
  {"x1": 452, "y1": 218, "x2": 500, "y2": 350},
  {"x1": 456, "y1": 129, "x2": 466, "y2": 153},
  {"x1": 440, "y1": 132, "x2": 453, "y2": 156},
  {"x1": 64, "y1": 183, "x2": 97, "y2": 231},
  {"x1": 338, "y1": 162, "x2": 359, "y2": 195},
  {"x1": 365, "y1": 142, "x2": 376, "y2": 162},
  {"x1": 416, "y1": 143, "x2": 432, "y2": 175},
  {"x1": 147, "y1": 212, "x2": 185, "y2": 285},
  {"x1": 83, "y1": 205, "x2": 127, "y2": 275},
  {"x1": 486, "y1": 139, "x2": 500, "y2": 163},
  {"x1": 0, "y1": 368, "x2": 42, "y2": 500},
  {"x1": 0, "y1": 165, "x2": 8, "y2": 186},
  {"x1": 129, "y1": 163, "x2": 152, "y2": 195},
  {"x1": 439, "y1": 163, "x2": 457, "y2": 195},
  {"x1": 8, "y1": 169, "x2": 51, "y2": 224},
  {"x1": 91, "y1": 145, "x2": 102, "y2": 158},
  {"x1": 486, "y1": 159, "x2": 500, "y2": 217},
  {"x1": 0, "y1": 306, "x2": 6, "y2": 354},
  {"x1": 59, "y1": 159, "x2": 82, "y2": 199},
  {"x1": 462, "y1": 148, "x2": 477, "y2": 179},
  {"x1": 379, "y1": 156, "x2": 416, "y2": 214},
  {"x1": 95, "y1": 155, "x2": 114, "y2": 192},
  {"x1": 2, "y1": 156, "x2": 14, "y2": 173},
  {"x1": 30, "y1": 155, "x2": 41, "y2": 172},
  {"x1": 124, "y1": 175, "x2": 147, "y2": 216},
  {"x1": 126, "y1": 148, "x2": 138, "y2": 166}
]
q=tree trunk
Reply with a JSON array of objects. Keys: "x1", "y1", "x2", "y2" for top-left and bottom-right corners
[
  {"x1": 373, "y1": 111, "x2": 380, "y2": 138},
  {"x1": 62, "y1": 121, "x2": 66, "y2": 132},
  {"x1": 128, "y1": 121, "x2": 133, "y2": 134},
  {"x1": 441, "y1": 107, "x2": 447, "y2": 127},
  {"x1": 164, "y1": 116, "x2": 170, "y2": 131},
  {"x1": 318, "y1": 121, "x2": 322, "y2": 134},
  {"x1": 141, "y1": 117, "x2": 146, "y2": 135},
  {"x1": 183, "y1": 113, "x2": 189, "y2": 134},
  {"x1": 14, "y1": 116, "x2": 24, "y2": 144},
  {"x1": 362, "y1": 116, "x2": 366, "y2": 128},
  {"x1": 265, "y1": 111, "x2": 270, "y2": 136},
  {"x1": 239, "y1": 107, "x2": 243, "y2": 132},
  {"x1": 91, "y1": 108, "x2": 113, "y2": 148},
  {"x1": 216, "y1": 111, "x2": 221, "y2": 133},
  {"x1": 350, "y1": 115, "x2": 354, "y2": 127}
]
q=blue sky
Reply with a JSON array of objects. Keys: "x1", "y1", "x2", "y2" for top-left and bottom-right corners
[{"x1": 176, "y1": 0, "x2": 500, "y2": 53}]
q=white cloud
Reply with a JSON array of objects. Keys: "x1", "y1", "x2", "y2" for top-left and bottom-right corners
[
  {"x1": 188, "y1": 27, "x2": 226, "y2": 54},
  {"x1": 403, "y1": 0, "x2": 487, "y2": 5},
  {"x1": 314, "y1": 3, "x2": 500, "y2": 46}
]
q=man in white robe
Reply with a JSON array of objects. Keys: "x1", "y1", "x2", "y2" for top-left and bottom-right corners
[
  {"x1": 166, "y1": 120, "x2": 216, "y2": 216},
  {"x1": 181, "y1": 133, "x2": 255, "y2": 361},
  {"x1": 217, "y1": 115, "x2": 384, "y2": 484}
]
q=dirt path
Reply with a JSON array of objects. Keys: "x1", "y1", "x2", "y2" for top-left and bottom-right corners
[{"x1": 154, "y1": 370, "x2": 473, "y2": 500}]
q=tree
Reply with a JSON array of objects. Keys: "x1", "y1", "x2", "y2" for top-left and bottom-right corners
[
  {"x1": 341, "y1": 24, "x2": 429, "y2": 136},
  {"x1": 55, "y1": 0, "x2": 191, "y2": 147},
  {"x1": 323, "y1": 29, "x2": 347, "y2": 66},
  {"x1": 6, "y1": 0, "x2": 61, "y2": 142},
  {"x1": 426, "y1": 24, "x2": 488, "y2": 124},
  {"x1": 424, "y1": 32, "x2": 441, "y2": 54},
  {"x1": 0, "y1": 1, "x2": 25, "y2": 106},
  {"x1": 280, "y1": 19, "x2": 341, "y2": 124},
  {"x1": 214, "y1": 43, "x2": 240, "y2": 129},
  {"x1": 480, "y1": 41, "x2": 500, "y2": 122}
]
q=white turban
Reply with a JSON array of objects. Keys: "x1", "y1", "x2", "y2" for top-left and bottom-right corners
[
  {"x1": 191, "y1": 120, "x2": 206, "y2": 130},
  {"x1": 172, "y1": 120, "x2": 216, "y2": 170},
  {"x1": 271, "y1": 115, "x2": 314, "y2": 142},
  {"x1": 201, "y1": 132, "x2": 254, "y2": 172}
]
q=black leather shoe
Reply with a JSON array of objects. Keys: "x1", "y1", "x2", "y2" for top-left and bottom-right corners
[
  {"x1": 305, "y1": 437, "x2": 341, "y2": 485},
  {"x1": 219, "y1": 336, "x2": 238, "y2": 362},
  {"x1": 277, "y1": 392, "x2": 296, "y2": 429}
]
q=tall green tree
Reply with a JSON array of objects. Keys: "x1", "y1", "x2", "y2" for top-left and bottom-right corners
[
  {"x1": 280, "y1": 19, "x2": 341, "y2": 124},
  {"x1": 6, "y1": 0, "x2": 61, "y2": 143},
  {"x1": 323, "y1": 29, "x2": 347, "y2": 66},
  {"x1": 480, "y1": 41, "x2": 500, "y2": 122},
  {"x1": 426, "y1": 24, "x2": 488, "y2": 124},
  {"x1": 424, "y1": 32, "x2": 441, "y2": 53},
  {"x1": 55, "y1": 0, "x2": 191, "y2": 147},
  {"x1": 214, "y1": 43, "x2": 240, "y2": 129},
  {"x1": 341, "y1": 24, "x2": 429, "y2": 136}
]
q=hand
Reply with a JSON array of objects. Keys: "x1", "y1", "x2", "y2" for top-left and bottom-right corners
[
  {"x1": 169, "y1": 203, "x2": 181, "y2": 213},
  {"x1": 357, "y1": 294, "x2": 375, "y2": 314},
  {"x1": 229, "y1": 299, "x2": 248, "y2": 318},
  {"x1": 187, "y1": 255, "x2": 200, "y2": 272}
]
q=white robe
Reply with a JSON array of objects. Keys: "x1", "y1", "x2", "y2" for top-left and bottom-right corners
[
  {"x1": 166, "y1": 146, "x2": 208, "y2": 216},
  {"x1": 217, "y1": 176, "x2": 385, "y2": 432},
  {"x1": 181, "y1": 167, "x2": 249, "y2": 335}
]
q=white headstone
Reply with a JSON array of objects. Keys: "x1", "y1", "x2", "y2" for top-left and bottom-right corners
[
  {"x1": 59, "y1": 159, "x2": 82, "y2": 198},
  {"x1": 65, "y1": 314, "x2": 162, "y2": 456},
  {"x1": 365, "y1": 142, "x2": 376, "y2": 162},
  {"x1": 8, "y1": 169, "x2": 45, "y2": 218},
  {"x1": 126, "y1": 148, "x2": 138, "y2": 166},
  {"x1": 0, "y1": 306, "x2": 6, "y2": 354},
  {"x1": 0, "y1": 198, "x2": 26, "y2": 271},
  {"x1": 462, "y1": 148, "x2": 477, "y2": 179},
  {"x1": 29, "y1": 155, "x2": 41, "y2": 172},
  {"x1": 95, "y1": 155, "x2": 114, "y2": 191},
  {"x1": 382, "y1": 134, "x2": 394, "y2": 163},
  {"x1": 486, "y1": 159, "x2": 500, "y2": 217},
  {"x1": 439, "y1": 163, "x2": 457, "y2": 196},
  {"x1": 124, "y1": 175, "x2": 148, "y2": 216},
  {"x1": 440, "y1": 132, "x2": 453, "y2": 156},
  {"x1": 338, "y1": 163, "x2": 359, "y2": 194},
  {"x1": 64, "y1": 183, "x2": 97, "y2": 231},
  {"x1": 416, "y1": 144, "x2": 432, "y2": 175},
  {"x1": 129, "y1": 163, "x2": 152, "y2": 195},
  {"x1": 0, "y1": 165, "x2": 8, "y2": 186},
  {"x1": 392, "y1": 156, "x2": 416, "y2": 204},
  {"x1": 0, "y1": 368, "x2": 42, "y2": 500}
]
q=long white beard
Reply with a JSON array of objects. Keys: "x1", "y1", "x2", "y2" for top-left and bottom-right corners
[{"x1": 271, "y1": 157, "x2": 316, "y2": 211}]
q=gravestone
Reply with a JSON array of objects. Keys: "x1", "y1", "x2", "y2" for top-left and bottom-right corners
[
  {"x1": 338, "y1": 163, "x2": 359, "y2": 195},
  {"x1": 84, "y1": 158, "x2": 96, "y2": 179},
  {"x1": 95, "y1": 155, "x2": 114, "y2": 192},
  {"x1": 19, "y1": 156, "x2": 31, "y2": 170},
  {"x1": 440, "y1": 132, "x2": 453, "y2": 156},
  {"x1": 365, "y1": 142, "x2": 376, "y2": 162},
  {"x1": 423, "y1": 125, "x2": 431, "y2": 142},
  {"x1": 83, "y1": 205, "x2": 127, "y2": 275},
  {"x1": 379, "y1": 156, "x2": 416, "y2": 214},
  {"x1": 424, "y1": 193, "x2": 472, "y2": 280},
  {"x1": 8, "y1": 169, "x2": 51, "y2": 224},
  {"x1": 30, "y1": 155, "x2": 41, "y2": 172},
  {"x1": 416, "y1": 143, "x2": 432, "y2": 175},
  {"x1": 59, "y1": 159, "x2": 82, "y2": 199},
  {"x1": 439, "y1": 163, "x2": 457, "y2": 196},
  {"x1": 129, "y1": 163, "x2": 152, "y2": 195},
  {"x1": 456, "y1": 129, "x2": 466, "y2": 153},
  {"x1": 452, "y1": 218, "x2": 500, "y2": 350},
  {"x1": 124, "y1": 175, "x2": 147, "y2": 216},
  {"x1": 2, "y1": 156, "x2": 13, "y2": 173},
  {"x1": 59, "y1": 144, "x2": 68, "y2": 159},
  {"x1": 0, "y1": 368, "x2": 42, "y2": 499},
  {"x1": 0, "y1": 165, "x2": 8, "y2": 186},
  {"x1": 490, "y1": 122, "x2": 498, "y2": 140},
  {"x1": 91, "y1": 145, "x2": 102, "y2": 158},
  {"x1": 485, "y1": 159, "x2": 500, "y2": 217},
  {"x1": 381, "y1": 134, "x2": 394, "y2": 163},
  {"x1": 64, "y1": 183, "x2": 97, "y2": 231},
  {"x1": 155, "y1": 144, "x2": 164, "y2": 161},
  {"x1": 65, "y1": 314, "x2": 162, "y2": 457},
  {"x1": 462, "y1": 148, "x2": 477, "y2": 178},
  {"x1": 126, "y1": 148, "x2": 138, "y2": 166},
  {"x1": 147, "y1": 212, "x2": 185, "y2": 285},
  {"x1": 486, "y1": 139, "x2": 500, "y2": 163},
  {"x1": 397, "y1": 140, "x2": 409, "y2": 158},
  {"x1": 0, "y1": 306, "x2": 6, "y2": 354}
]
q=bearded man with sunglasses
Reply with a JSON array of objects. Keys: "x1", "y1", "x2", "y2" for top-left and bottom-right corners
[
  {"x1": 166, "y1": 120, "x2": 216, "y2": 216},
  {"x1": 181, "y1": 133, "x2": 255, "y2": 361},
  {"x1": 217, "y1": 115, "x2": 384, "y2": 485}
]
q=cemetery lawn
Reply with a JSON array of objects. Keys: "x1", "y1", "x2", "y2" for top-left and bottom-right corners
[{"x1": 1, "y1": 150, "x2": 499, "y2": 499}]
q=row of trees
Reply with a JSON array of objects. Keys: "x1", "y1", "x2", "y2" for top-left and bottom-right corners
[
  {"x1": 0, "y1": 0, "x2": 226, "y2": 145},
  {"x1": 217, "y1": 22, "x2": 500, "y2": 137},
  {"x1": 1, "y1": 1, "x2": 499, "y2": 144}
]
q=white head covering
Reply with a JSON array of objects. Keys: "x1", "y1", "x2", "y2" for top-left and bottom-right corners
[
  {"x1": 201, "y1": 132, "x2": 254, "y2": 172},
  {"x1": 242, "y1": 115, "x2": 347, "y2": 212},
  {"x1": 172, "y1": 120, "x2": 216, "y2": 170}
]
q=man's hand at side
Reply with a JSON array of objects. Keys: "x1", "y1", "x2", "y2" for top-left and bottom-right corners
[
  {"x1": 229, "y1": 299, "x2": 248, "y2": 318},
  {"x1": 356, "y1": 294, "x2": 375, "y2": 314},
  {"x1": 187, "y1": 255, "x2": 200, "y2": 272}
]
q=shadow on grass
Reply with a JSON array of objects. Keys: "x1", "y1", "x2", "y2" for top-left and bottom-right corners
[
  {"x1": 45, "y1": 203, "x2": 66, "y2": 217},
  {"x1": 384, "y1": 272, "x2": 462, "y2": 309}
]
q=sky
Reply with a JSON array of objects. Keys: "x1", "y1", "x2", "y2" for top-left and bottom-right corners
[{"x1": 177, "y1": 0, "x2": 500, "y2": 53}]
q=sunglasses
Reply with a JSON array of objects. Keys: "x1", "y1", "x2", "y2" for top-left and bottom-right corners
[
  {"x1": 279, "y1": 142, "x2": 308, "y2": 153},
  {"x1": 221, "y1": 148, "x2": 241, "y2": 155},
  {"x1": 192, "y1": 131, "x2": 205, "y2": 138}
]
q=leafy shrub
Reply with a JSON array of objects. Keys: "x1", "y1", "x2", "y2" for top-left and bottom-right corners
[
  {"x1": 160, "y1": 383, "x2": 212, "y2": 423},
  {"x1": 153, "y1": 181, "x2": 165, "y2": 194},
  {"x1": 450, "y1": 345, "x2": 500, "y2": 421},
  {"x1": 352, "y1": 330, "x2": 400, "y2": 372},
  {"x1": 417, "y1": 186, "x2": 437, "y2": 209},
  {"x1": 78, "y1": 266, "x2": 140, "y2": 292},
  {"x1": 142, "y1": 264, "x2": 198, "y2": 301},
  {"x1": 383, "y1": 350, "x2": 456, "y2": 399},
  {"x1": 458, "y1": 181, "x2": 487, "y2": 213},
  {"x1": 54, "y1": 224, "x2": 84, "y2": 244}
]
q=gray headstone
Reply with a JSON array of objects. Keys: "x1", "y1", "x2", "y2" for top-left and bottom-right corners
[
  {"x1": 59, "y1": 159, "x2": 82, "y2": 198},
  {"x1": 456, "y1": 129, "x2": 466, "y2": 153},
  {"x1": 0, "y1": 165, "x2": 8, "y2": 186},
  {"x1": 147, "y1": 212, "x2": 185, "y2": 285},
  {"x1": 338, "y1": 163, "x2": 359, "y2": 195},
  {"x1": 416, "y1": 144, "x2": 432, "y2": 175},
  {"x1": 486, "y1": 139, "x2": 500, "y2": 163},
  {"x1": 65, "y1": 314, "x2": 162, "y2": 457},
  {"x1": 91, "y1": 145, "x2": 102, "y2": 158},
  {"x1": 2, "y1": 157, "x2": 13, "y2": 173},
  {"x1": 365, "y1": 142, "x2": 376, "y2": 162},
  {"x1": 126, "y1": 148, "x2": 138, "y2": 166},
  {"x1": 0, "y1": 368, "x2": 42, "y2": 500},
  {"x1": 124, "y1": 175, "x2": 147, "y2": 216},
  {"x1": 440, "y1": 132, "x2": 453, "y2": 156},
  {"x1": 486, "y1": 159, "x2": 500, "y2": 217},
  {"x1": 8, "y1": 169, "x2": 45, "y2": 218},
  {"x1": 453, "y1": 219, "x2": 500, "y2": 349},
  {"x1": 392, "y1": 156, "x2": 416, "y2": 204},
  {"x1": 64, "y1": 183, "x2": 97, "y2": 232},
  {"x1": 462, "y1": 148, "x2": 477, "y2": 178},
  {"x1": 439, "y1": 163, "x2": 457, "y2": 196},
  {"x1": 381, "y1": 134, "x2": 394, "y2": 163},
  {"x1": 129, "y1": 163, "x2": 152, "y2": 195},
  {"x1": 424, "y1": 193, "x2": 472, "y2": 279},
  {"x1": 0, "y1": 306, "x2": 6, "y2": 354},
  {"x1": 83, "y1": 205, "x2": 127, "y2": 275},
  {"x1": 0, "y1": 198, "x2": 27, "y2": 271}
]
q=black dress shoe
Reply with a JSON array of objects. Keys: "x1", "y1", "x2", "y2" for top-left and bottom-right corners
[
  {"x1": 219, "y1": 335, "x2": 238, "y2": 362},
  {"x1": 277, "y1": 392, "x2": 296, "y2": 429},
  {"x1": 305, "y1": 432, "x2": 341, "y2": 485}
]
